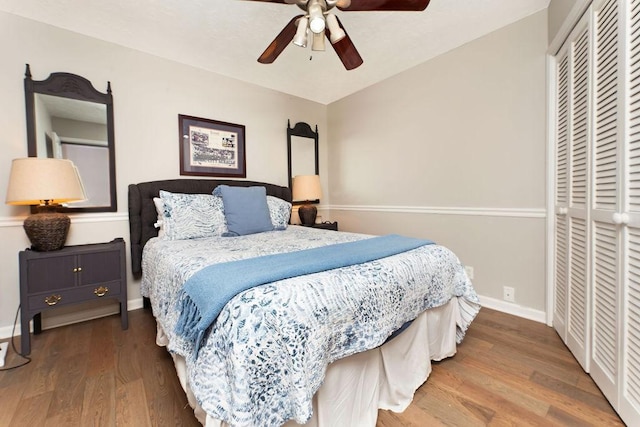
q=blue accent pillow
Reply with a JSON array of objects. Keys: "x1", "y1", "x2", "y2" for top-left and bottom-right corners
[{"x1": 214, "y1": 185, "x2": 274, "y2": 236}]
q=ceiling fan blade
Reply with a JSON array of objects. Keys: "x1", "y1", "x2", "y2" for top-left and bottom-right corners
[
  {"x1": 325, "y1": 17, "x2": 363, "y2": 70},
  {"x1": 338, "y1": 0, "x2": 430, "y2": 11},
  {"x1": 258, "y1": 15, "x2": 303, "y2": 64},
  {"x1": 241, "y1": 0, "x2": 294, "y2": 3},
  {"x1": 331, "y1": 36, "x2": 363, "y2": 70}
]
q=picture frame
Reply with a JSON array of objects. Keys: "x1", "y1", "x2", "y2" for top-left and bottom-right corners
[{"x1": 179, "y1": 114, "x2": 246, "y2": 178}]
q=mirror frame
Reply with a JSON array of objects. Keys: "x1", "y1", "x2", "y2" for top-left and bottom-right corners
[
  {"x1": 24, "y1": 64, "x2": 117, "y2": 213},
  {"x1": 287, "y1": 120, "x2": 319, "y2": 205}
]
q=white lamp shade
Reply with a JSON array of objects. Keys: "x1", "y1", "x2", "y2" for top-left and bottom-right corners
[
  {"x1": 6, "y1": 158, "x2": 87, "y2": 206},
  {"x1": 292, "y1": 175, "x2": 323, "y2": 201}
]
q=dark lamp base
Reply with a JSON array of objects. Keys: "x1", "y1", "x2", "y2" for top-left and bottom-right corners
[
  {"x1": 23, "y1": 209, "x2": 70, "y2": 251},
  {"x1": 298, "y1": 204, "x2": 317, "y2": 226}
]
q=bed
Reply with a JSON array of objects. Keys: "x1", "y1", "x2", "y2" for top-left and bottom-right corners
[{"x1": 128, "y1": 178, "x2": 480, "y2": 427}]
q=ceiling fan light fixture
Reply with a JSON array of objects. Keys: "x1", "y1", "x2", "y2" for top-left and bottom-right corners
[
  {"x1": 325, "y1": 13, "x2": 346, "y2": 44},
  {"x1": 308, "y1": 3, "x2": 326, "y2": 34},
  {"x1": 292, "y1": 17, "x2": 309, "y2": 47},
  {"x1": 312, "y1": 30, "x2": 326, "y2": 51}
]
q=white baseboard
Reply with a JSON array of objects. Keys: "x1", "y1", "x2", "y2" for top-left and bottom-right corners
[
  {"x1": 0, "y1": 297, "x2": 144, "y2": 340},
  {"x1": 478, "y1": 295, "x2": 547, "y2": 324}
]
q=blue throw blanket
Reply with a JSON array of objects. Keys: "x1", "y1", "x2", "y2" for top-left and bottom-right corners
[{"x1": 175, "y1": 234, "x2": 434, "y2": 352}]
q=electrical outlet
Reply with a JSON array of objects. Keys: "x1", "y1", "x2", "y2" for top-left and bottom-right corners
[
  {"x1": 464, "y1": 266, "x2": 474, "y2": 279},
  {"x1": 503, "y1": 286, "x2": 515, "y2": 302}
]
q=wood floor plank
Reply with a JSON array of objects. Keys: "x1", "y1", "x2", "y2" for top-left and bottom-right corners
[
  {"x1": 415, "y1": 381, "x2": 495, "y2": 426},
  {"x1": 81, "y1": 371, "x2": 117, "y2": 426},
  {"x1": 378, "y1": 403, "x2": 445, "y2": 427},
  {"x1": 86, "y1": 318, "x2": 116, "y2": 377},
  {"x1": 9, "y1": 391, "x2": 53, "y2": 426},
  {"x1": 44, "y1": 408, "x2": 83, "y2": 427},
  {"x1": 484, "y1": 342, "x2": 584, "y2": 385},
  {"x1": 469, "y1": 322, "x2": 578, "y2": 368},
  {"x1": 116, "y1": 377, "x2": 152, "y2": 426},
  {"x1": 455, "y1": 375, "x2": 552, "y2": 426},
  {"x1": 115, "y1": 331, "x2": 144, "y2": 386},
  {"x1": 455, "y1": 347, "x2": 621, "y2": 425},
  {"x1": 46, "y1": 352, "x2": 89, "y2": 419},
  {"x1": 441, "y1": 358, "x2": 551, "y2": 417},
  {"x1": 529, "y1": 370, "x2": 618, "y2": 415},
  {"x1": 0, "y1": 380, "x2": 25, "y2": 426},
  {"x1": 20, "y1": 363, "x2": 57, "y2": 399}
]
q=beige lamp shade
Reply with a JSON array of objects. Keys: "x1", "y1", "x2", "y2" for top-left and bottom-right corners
[
  {"x1": 6, "y1": 158, "x2": 86, "y2": 206},
  {"x1": 292, "y1": 174, "x2": 322, "y2": 201}
]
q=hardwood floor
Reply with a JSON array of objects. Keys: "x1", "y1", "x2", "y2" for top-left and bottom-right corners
[
  {"x1": 377, "y1": 309, "x2": 624, "y2": 427},
  {"x1": 0, "y1": 307, "x2": 624, "y2": 426}
]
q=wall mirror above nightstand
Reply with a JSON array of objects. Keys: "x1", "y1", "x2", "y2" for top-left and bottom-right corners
[
  {"x1": 24, "y1": 64, "x2": 117, "y2": 213},
  {"x1": 287, "y1": 121, "x2": 319, "y2": 204}
]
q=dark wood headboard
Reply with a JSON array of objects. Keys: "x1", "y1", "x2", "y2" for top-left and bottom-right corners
[{"x1": 127, "y1": 179, "x2": 292, "y2": 278}]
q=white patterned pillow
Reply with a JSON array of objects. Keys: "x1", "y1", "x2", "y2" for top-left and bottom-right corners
[
  {"x1": 153, "y1": 197, "x2": 166, "y2": 239},
  {"x1": 159, "y1": 190, "x2": 227, "y2": 240},
  {"x1": 267, "y1": 196, "x2": 291, "y2": 230}
]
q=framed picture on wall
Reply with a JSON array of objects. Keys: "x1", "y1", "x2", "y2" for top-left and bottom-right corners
[{"x1": 179, "y1": 114, "x2": 246, "y2": 178}]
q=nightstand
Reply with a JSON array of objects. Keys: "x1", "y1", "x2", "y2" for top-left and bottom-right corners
[
  {"x1": 19, "y1": 238, "x2": 128, "y2": 354},
  {"x1": 307, "y1": 221, "x2": 338, "y2": 231}
]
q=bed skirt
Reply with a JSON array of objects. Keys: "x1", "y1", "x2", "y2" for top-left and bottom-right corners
[{"x1": 160, "y1": 298, "x2": 461, "y2": 427}]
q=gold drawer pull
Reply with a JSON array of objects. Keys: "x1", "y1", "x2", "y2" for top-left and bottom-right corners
[
  {"x1": 94, "y1": 286, "x2": 109, "y2": 297},
  {"x1": 73, "y1": 267, "x2": 82, "y2": 273},
  {"x1": 45, "y1": 294, "x2": 62, "y2": 306}
]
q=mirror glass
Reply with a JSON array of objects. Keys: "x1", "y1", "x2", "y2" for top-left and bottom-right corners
[
  {"x1": 35, "y1": 94, "x2": 111, "y2": 207},
  {"x1": 25, "y1": 65, "x2": 117, "y2": 212},
  {"x1": 290, "y1": 136, "x2": 316, "y2": 178},
  {"x1": 287, "y1": 121, "x2": 319, "y2": 204}
]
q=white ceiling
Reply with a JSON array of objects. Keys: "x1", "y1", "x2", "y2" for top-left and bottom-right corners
[{"x1": 0, "y1": 0, "x2": 549, "y2": 105}]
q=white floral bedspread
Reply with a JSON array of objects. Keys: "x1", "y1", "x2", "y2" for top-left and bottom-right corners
[{"x1": 141, "y1": 226, "x2": 480, "y2": 427}]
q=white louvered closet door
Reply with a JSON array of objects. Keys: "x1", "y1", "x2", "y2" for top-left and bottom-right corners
[
  {"x1": 552, "y1": 1, "x2": 640, "y2": 423},
  {"x1": 554, "y1": 48, "x2": 570, "y2": 342},
  {"x1": 566, "y1": 15, "x2": 592, "y2": 371},
  {"x1": 621, "y1": 0, "x2": 640, "y2": 421},
  {"x1": 589, "y1": 0, "x2": 622, "y2": 405}
]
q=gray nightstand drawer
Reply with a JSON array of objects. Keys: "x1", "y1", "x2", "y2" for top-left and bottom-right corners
[{"x1": 27, "y1": 280, "x2": 122, "y2": 311}]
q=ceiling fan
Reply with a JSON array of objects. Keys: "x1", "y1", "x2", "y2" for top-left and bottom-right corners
[{"x1": 251, "y1": 0, "x2": 431, "y2": 70}]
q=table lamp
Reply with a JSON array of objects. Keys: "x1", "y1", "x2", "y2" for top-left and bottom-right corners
[
  {"x1": 292, "y1": 174, "x2": 322, "y2": 226},
  {"x1": 6, "y1": 158, "x2": 86, "y2": 251}
]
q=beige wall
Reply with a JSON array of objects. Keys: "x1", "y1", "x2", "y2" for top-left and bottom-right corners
[
  {"x1": 0, "y1": 11, "x2": 327, "y2": 336},
  {"x1": 548, "y1": 0, "x2": 585, "y2": 44},
  {"x1": 327, "y1": 10, "x2": 548, "y2": 314}
]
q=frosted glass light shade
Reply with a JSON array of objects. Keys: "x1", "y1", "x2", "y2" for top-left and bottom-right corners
[
  {"x1": 312, "y1": 31, "x2": 326, "y2": 51},
  {"x1": 308, "y1": 3, "x2": 326, "y2": 34},
  {"x1": 293, "y1": 17, "x2": 309, "y2": 47},
  {"x1": 326, "y1": 14, "x2": 346, "y2": 44}
]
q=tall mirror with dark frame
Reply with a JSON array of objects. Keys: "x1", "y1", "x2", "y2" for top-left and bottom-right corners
[
  {"x1": 24, "y1": 64, "x2": 117, "y2": 213},
  {"x1": 287, "y1": 121, "x2": 319, "y2": 204}
]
